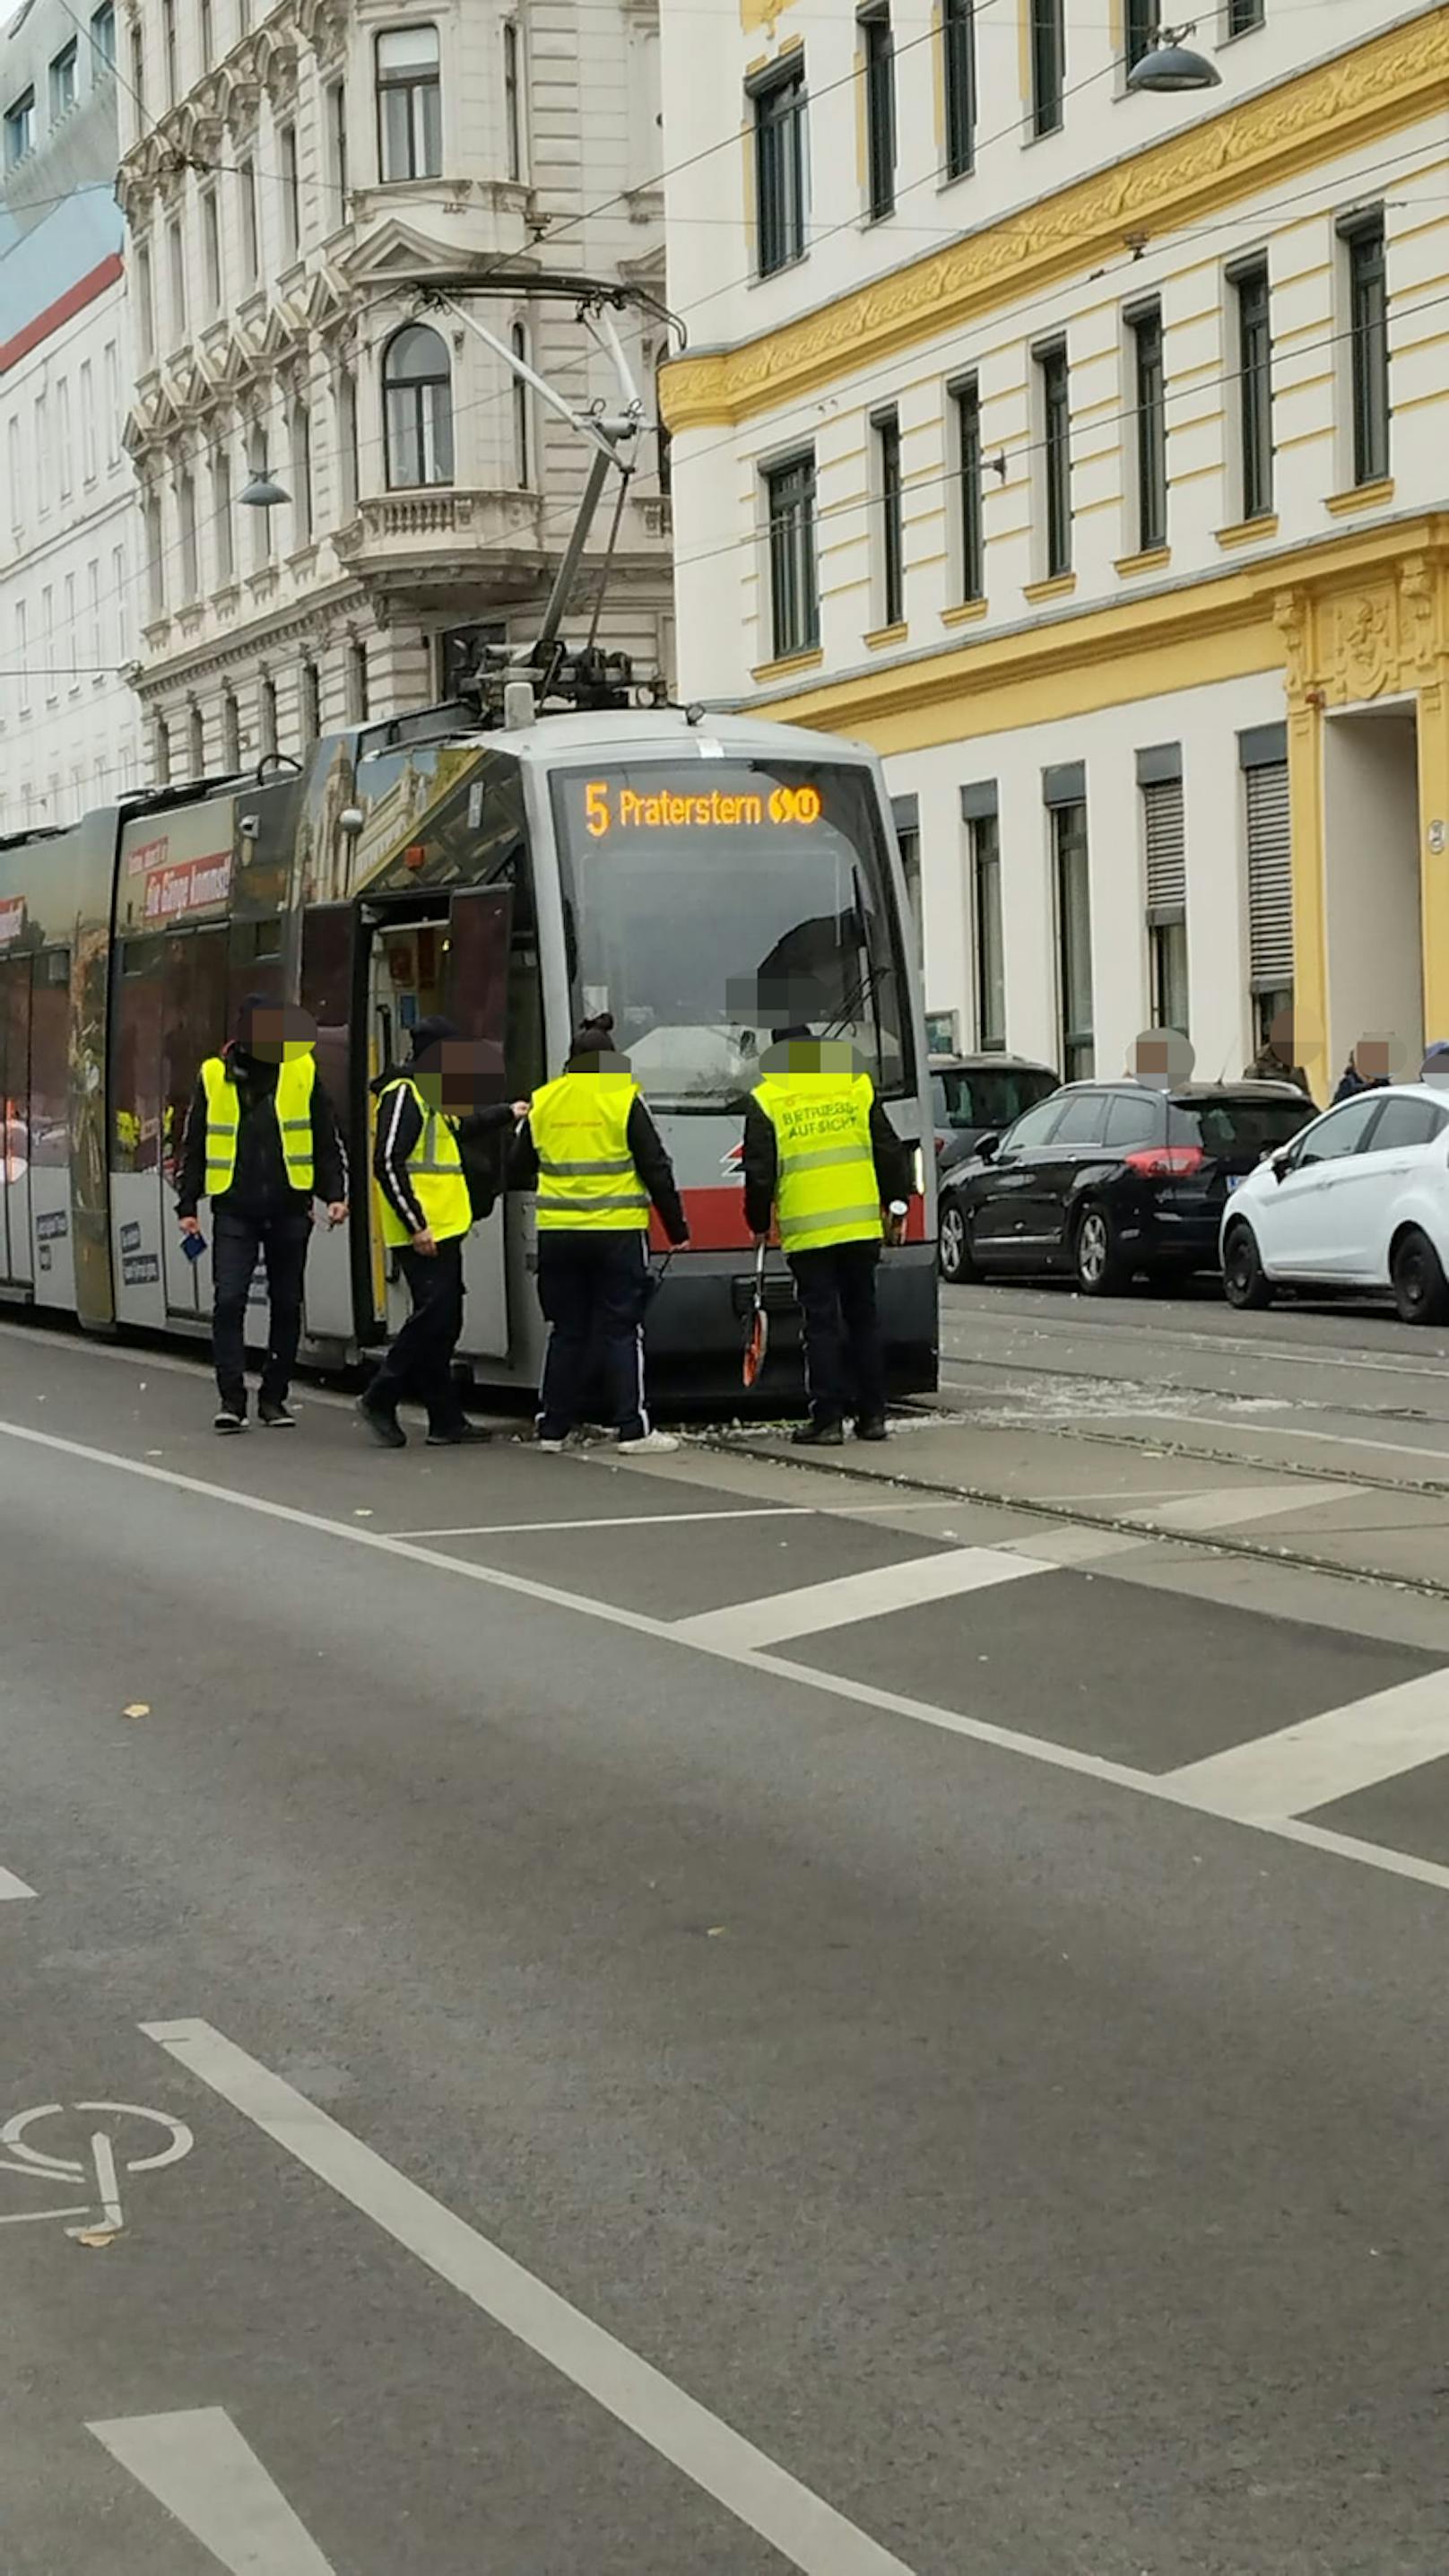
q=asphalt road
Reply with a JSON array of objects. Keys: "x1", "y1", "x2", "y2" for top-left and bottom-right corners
[{"x1": 4, "y1": 1297, "x2": 1449, "y2": 2575}]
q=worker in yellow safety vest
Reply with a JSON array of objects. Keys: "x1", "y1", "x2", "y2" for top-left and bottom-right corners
[
  {"x1": 177, "y1": 996, "x2": 349, "y2": 1433},
  {"x1": 514, "y1": 1012, "x2": 689, "y2": 1453},
  {"x1": 743, "y1": 1031, "x2": 915, "y2": 1447},
  {"x1": 358, "y1": 1015, "x2": 529, "y2": 1450}
]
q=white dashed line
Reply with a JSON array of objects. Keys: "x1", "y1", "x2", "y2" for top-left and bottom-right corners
[{"x1": 0, "y1": 1866, "x2": 36, "y2": 1901}]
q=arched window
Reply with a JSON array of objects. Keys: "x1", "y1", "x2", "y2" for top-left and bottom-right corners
[
  {"x1": 511, "y1": 321, "x2": 530, "y2": 488},
  {"x1": 382, "y1": 323, "x2": 454, "y2": 489}
]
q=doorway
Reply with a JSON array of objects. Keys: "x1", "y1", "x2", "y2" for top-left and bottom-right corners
[{"x1": 1323, "y1": 704, "x2": 1424, "y2": 1077}]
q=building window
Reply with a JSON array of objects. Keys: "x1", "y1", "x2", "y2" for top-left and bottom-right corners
[
  {"x1": 178, "y1": 468, "x2": 199, "y2": 601},
  {"x1": 941, "y1": 0, "x2": 976, "y2": 181},
  {"x1": 135, "y1": 238, "x2": 155, "y2": 363},
  {"x1": 291, "y1": 402, "x2": 314, "y2": 545},
  {"x1": 752, "y1": 57, "x2": 807, "y2": 278},
  {"x1": 503, "y1": 23, "x2": 523, "y2": 181},
  {"x1": 103, "y1": 340, "x2": 119, "y2": 458},
  {"x1": 201, "y1": 187, "x2": 222, "y2": 315},
  {"x1": 300, "y1": 661, "x2": 321, "y2": 748},
  {"x1": 1127, "y1": 299, "x2": 1166, "y2": 552},
  {"x1": 1341, "y1": 209, "x2": 1389, "y2": 487},
  {"x1": 247, "y1": 422, "x2": 272, "y2": 566},
  {"x1": 950, "y1": 376, "x2": 984, "y2": 603},
  {"x1": 1030, "y1": 0, "x2": 1063, "y2": 138},
  {"x1": 327, "y1": 80, "x2": 349, "y2": 203},
  {"x1": 49, "y1": 41, "x2": 78, "y2": 120},
  {"x1": 189, "y1": 704, "x2": 205, "y2": 779},
  {"x1": 1037, "y1": 338, "x2": 1071, "y2": 577},
  {"x1": 213, "y1": 445, "x2": 233, "y2": 583},
  {"x1": 91, "y1": 5, "x2": 117, "y2": 69},
  {"x1": 154, "y1": 716, "x2": 171, "y2": 788},
  {"x1": 377, "y1": 25, "x2": 442, "y2": 182},
  {"x1": 1228, "y1": 0, "x2": 1264, "y2": 33},
  {"x1": 81, "y1": 361, "x2": 99, "y2": 480},
  {"x1": 4, "y1": 89, "x2": 35, "y2": 168},
  {"x1": 383, "y1": 323, "x2": 454, "y2": 488},
  {"x1": 57, "y1": 381, "x2": 73, "y2": 499},
  {"x1": 239, "y1": 160, "x2": 258, "y2": 286},
  {"x1": 221, "y1": 689, "x2": 240, "y2": 769},
  {"x1": 861, "y1": 4, "x2": 895, "y2": 222},
  {"x1": 33, "y1": 391, "x2": 48, "y2": 514},
  {"x1": 511, "y1": 322, "x2": 531, "y2": 486},
  {"x1": 201, "y1": 0, "x2": 213, "y2": 61},
  {"x1": 280, "y1": 123, "x2": 300, "y2": 261},
  {"x1": 1243, "y1": 735, "x2": 1291, "y2": 1042},
  {"x1": 14, "y1": 600, "x2": 28, "y2": 717},
  {"x1": 128, "y1": 23, "x2": 143, "y2": 113},
  {"x1": 1231, "y1": 256, "x2": 1272, "y2": 520},
  {"x1": 1051, "y1": 797, "x2": 1093, "y2": 1079},
  {"x1": 168, "y1": 218, "x2": 187, "y2": 347},
  {"x1": 1141, "y1": 759, "x2": 1187, "y2": 1035},
  {"x1": 348, "y1": 638, "x2": 369, "y2": 722},
  {"x1": 1124, "y1": 0, "x2": 1158, "y2": 72},
  {"x1": 970, "y1": 812, "x2": 1004, "y2": 1050},
  {"x1": 143, "y1": 493, "x2": 164, "y2": 621},
  {"x1": 764, "y1": 450, "x2": 819, "y2": 659},
  {"x1": 337, "y1": 368, "x2": 360, "y2": 516},
  {"x1": 162, "y1": 0, "x2": 178, "y2": 104},
  {"x1": 872, "y1": 407, "x2": 903, "y2": 629},
  {"x1": 258, "y1": 677, "x2": 278, "y2": 758}
]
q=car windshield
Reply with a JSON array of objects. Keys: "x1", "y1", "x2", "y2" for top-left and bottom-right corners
[
  {"x1": 550, "y1": 761, "x2": 909, "y2": 1109},
  {"x1": 935, "y1": 1066, "x2": 1056, "y2": 1129},
  {"x1": 1168, "y1": 1095, "x2": 1315, "y2": 1156}
]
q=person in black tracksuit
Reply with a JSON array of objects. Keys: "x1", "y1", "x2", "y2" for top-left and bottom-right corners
[
  {"x1": 362, "y1": 1015, "x2": 526, "y2": 1446},
  {"x1": 176, "y1": 996, "x2": 349, "y2": 1431}
]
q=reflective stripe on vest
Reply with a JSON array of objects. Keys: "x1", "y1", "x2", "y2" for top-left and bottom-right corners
[
  {"x1": 530, "y1": 1071, "x2": 649, "y2": 1231},
  {"x1": 201, "y1": 1052, "x2": 316, "y2": 1200},
  {"x1": 752, "y1": 1071, "x2": 884, "y2": 1254},
  {"x1": 375, "y1": 1076, "x2": 473, "y2": 1247}
]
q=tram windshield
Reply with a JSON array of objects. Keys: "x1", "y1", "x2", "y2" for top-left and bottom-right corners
[{"x1": 550, "y1": 761, "x2": 910, "y2": 1108}]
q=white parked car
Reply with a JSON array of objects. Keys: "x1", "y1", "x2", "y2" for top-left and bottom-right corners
[{"x1": 1219, "y1": 1083, "x2": 1449, "y2": 1324}]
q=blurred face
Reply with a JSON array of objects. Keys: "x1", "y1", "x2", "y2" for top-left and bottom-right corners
[
  {"x1": 412, "y1": 1039, "x2": 505, "y2": 1113},
  {"x1": 239, "y1": 1005, "x2": 316, "y2": 1065},
  {"x1": 1354, "y1": 1036, "x2": 1392, "y2": 1083},
  {"x1": 759, "y1": 1039, "x2": 862, "y2": 1077}
]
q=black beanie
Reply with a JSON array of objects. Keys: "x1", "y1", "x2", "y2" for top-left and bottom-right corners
[
  {"x1": 568, "y1": 1012, "x2": 616, "y2": 1058},
  {"x1": 410, "y1": 1014, "x2": 459, "y2": 1060}
]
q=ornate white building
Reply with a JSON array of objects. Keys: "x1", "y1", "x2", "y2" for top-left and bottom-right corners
[
  {"x1": 661, "y1": 1, "x2": 1449, "y2": 1101},
  {"x1": 117, "y1": 0, "x2": 672, "y2": 782},
  {"x1": 0, "y1": 0, "x2": 141, "y2": 832}
]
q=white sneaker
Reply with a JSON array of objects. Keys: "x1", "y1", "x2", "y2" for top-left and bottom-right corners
[
  {"x1": 534, "y1": 1434, "x2": 568, "y2": 1453},
  {"x1": 617, "y1": 1429, "x2": 680, "y2": 1455}
]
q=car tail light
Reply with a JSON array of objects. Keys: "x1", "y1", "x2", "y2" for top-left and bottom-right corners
[{"x1": 1123, "y1": 1145, "x2": 1206, "y2": 1178}]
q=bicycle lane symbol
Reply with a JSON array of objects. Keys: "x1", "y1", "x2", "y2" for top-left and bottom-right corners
[{"x1": 0, "y1": 2103, "x2": 194, "y2": 2241}]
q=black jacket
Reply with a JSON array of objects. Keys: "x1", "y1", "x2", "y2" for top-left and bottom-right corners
[
  {"x1": 742, "y1": 1088, "x2": 913, "y2": 1240},
  {"x1": 511, "y1": 1074, "x2": 689, "y2": 1246},
  {"x1": 176, "y1": 1049, "x2": 348, "y2": 1220},
  {"x1": 371, "y1": 1075, "x2": 519, "y2": 1240}
]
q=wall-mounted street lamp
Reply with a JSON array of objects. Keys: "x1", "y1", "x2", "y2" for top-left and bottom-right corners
[{"x1": 1127, "y1": 25, "x2": 1222, "y2": 93}]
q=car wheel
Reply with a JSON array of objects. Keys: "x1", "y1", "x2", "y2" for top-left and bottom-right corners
[
  {"x1": 1072, "y1": 1202, "x2": 1130, "y2": 1296},
  {"x1": 1222, "y1": 1223, "x2": 1272, "y2": 1310},
  {"x1": 938, "y1": 1197, "x2": 976, "y2": 1283},
  {"x1": 1390, "y1": 1227, "x2": 1449, "y2": 1327}
]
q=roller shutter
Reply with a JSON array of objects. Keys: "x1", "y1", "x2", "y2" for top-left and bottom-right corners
[{"x1": 1245, "y1": 760, "x2": 1292, "y2": 989}]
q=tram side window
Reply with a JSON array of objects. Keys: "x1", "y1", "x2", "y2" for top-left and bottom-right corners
[
  {"x1": 115, "y1": 937, "x2": 165, "y2": 1172},
  {"x1": 161, "y1": 928, "x2": 228, "y2": 1188},
  {"x1": 227, "y1": 916, "x2": 283, "y2": 1028},
  {"x1": 30, "y1": 950, "x2": 70, "y2": 1167},
  {"x1": 1, "y1": 953, "x2": 32, "y2": 1165},
  {"x1": 507, "y1": 859, "x2": 544, "y2": 1096}
]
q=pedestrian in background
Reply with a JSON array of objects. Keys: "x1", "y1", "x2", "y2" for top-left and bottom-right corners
[
  {"x1": 515, "y1": 1012, "x2": 687, "y2": 1454},
  {"x1": 1332, "y1": 1036, "x2": 1393, "y2": 1104},
  {"x1": 359, "y1": 1016, "x2": 525, "y2": 1450},
  {"x1": 177, "y1": 997, "x2": 349, "y2": 1433},
  {"x1": 743, "y1": 1030, "x2": 914, "y2": 1448},
  {"x1": 1246, "y1": 1007, "x2": 1313, "y2": 1099}
]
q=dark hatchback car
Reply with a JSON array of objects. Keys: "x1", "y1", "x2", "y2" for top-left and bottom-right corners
[
  {"x1": 937, "y1": 1078, "x2": 1316, "y2": 1291},
  {"x1": 930, "y1": 1055, "x2": 1060, "y2": 1180}
]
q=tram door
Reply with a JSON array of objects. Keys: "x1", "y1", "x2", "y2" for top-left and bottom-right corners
[{"x1": 0, "y1": 952, "x2": 33, "y2": 1288}]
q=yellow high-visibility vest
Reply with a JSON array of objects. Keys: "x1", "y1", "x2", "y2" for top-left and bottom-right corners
[
  {"x1": 751, "y1": 1070, "x2": 883, "y2": 1254},
  {"x1": 530, "y1": 1071, "x2": 649, "y2": 1231},
  {"x1": 201, "y1": 1052, "x2": 316, "y2": 1200},
  {"x1": 375, "y1": 1075, "x2": 472, "y2": 1247}
]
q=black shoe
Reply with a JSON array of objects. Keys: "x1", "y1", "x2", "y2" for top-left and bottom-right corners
[
  {"x1": 213, "y1": 1405, "x2": 247, "y2": 1435},
  {"x1": 425, "y1": 1422, "x2": 492, "y2": 1447},
  {"x1": 855, "y1": 1414, "x2": 889, "y2": 1442},
  {"x1": 258, "y1": 1398, "x2": 296, "y2": 1429},
  {"x1": 791, "y1": 1419, "x2": 845, "y2": 1447},
  {"x1": 356, "y1": 1396, "x2": 406, "y2": 1449}
]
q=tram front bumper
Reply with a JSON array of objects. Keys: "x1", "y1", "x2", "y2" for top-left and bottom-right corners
[{"x1": 644, "y1": 1242, "x2": 939, "y2": 1401}]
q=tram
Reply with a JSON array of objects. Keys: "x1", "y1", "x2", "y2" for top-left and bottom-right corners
[{"x1": 0, "y1": 699, "x2": 939, "y2": 1400}]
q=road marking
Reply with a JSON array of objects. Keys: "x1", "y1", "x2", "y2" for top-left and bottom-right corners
[
  {"x1": 1006, "y1": 1527, "x2": 1148, "y2": 1567},
  {"x1": 673, "y1": 1545, "x2": 1044, "y2": 1651},
  {"x1": 9, "y1": 1413, "x2": 1449, "y2": 1902},
  {"x1": 1165, "y1": 1668, "x2": 1449, "y2": 1822},
  {"x1": 1122, "y1": 1482, "x2": 1346, "y2": 1534},
  {"x1": 0, "y1": 1864, "x2": 36, "y2": 1900},
  {"x1": 143, "y1": 2021, "x2": 918, "y2": 2576},
  {"x1": 393, "y1": 1504, "x2": 811, "y2": 1538},
  {"x1": 0, "y1": 2101, "x2": 194, "y2": 2237},
  {"x1": 89, "y1": 2408, "x2": 337, "y2": 2574}
]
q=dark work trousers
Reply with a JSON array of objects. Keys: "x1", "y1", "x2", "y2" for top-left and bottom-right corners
[
  {"x1": 212, "y1": 1203, "x2": 313, "y2": 1407},
  {"x1": 366, "y1": 1237, "x2": 468, "y2": 1432},
  {"x1": 787, "y1": 1240, "x2": 886, "y2": 1426},
  {"x1": 535, "y1": 1231, "x2": 652, "y2": 1440}
]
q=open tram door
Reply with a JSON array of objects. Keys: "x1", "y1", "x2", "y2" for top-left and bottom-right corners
[{"x1": 362, "y1": 884, "x2": 514, "y2": 1364}]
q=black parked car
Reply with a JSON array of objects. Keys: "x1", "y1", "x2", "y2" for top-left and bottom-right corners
[
  {"x1": 937, "y1": 1078, "x2": 1315, "y2": 1291},
  {"x1": 930, "y1": 1054, "x2": 1060, "y2": 1180}
]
